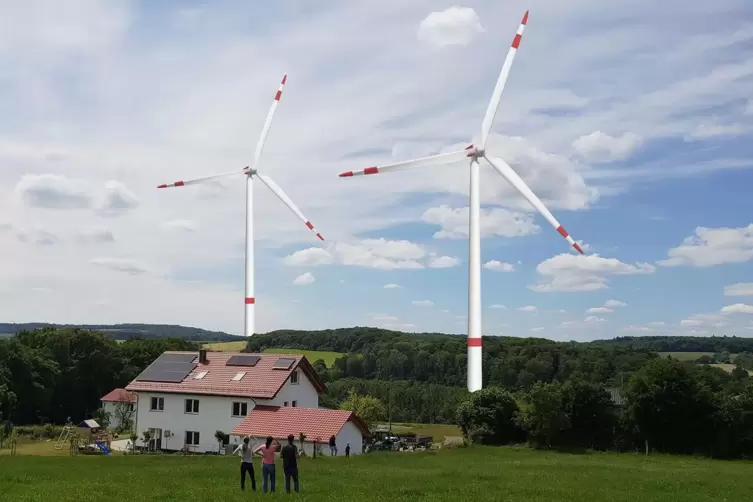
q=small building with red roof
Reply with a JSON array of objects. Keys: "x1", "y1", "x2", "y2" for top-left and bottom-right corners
[
  {"x1": 99, "y1": 388, "x2": 137, "y2": 431},
  {"x1": 116, "y1": 349, "x2": 366, "y2": 455}
]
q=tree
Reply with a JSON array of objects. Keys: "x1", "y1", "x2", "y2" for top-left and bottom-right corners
[
  {"x1": 696, "y1": 355, "x2": 713, "y2": 364},
  {"x1": 93, "y1": 407, "x2": 111, "y2": 429},
  {"x1": 215, "y1": 430, "x2": 227, "y2": 453},
  {"x1": 113, "y1": 401, "x2": 135, "y2": 433},
  {"x1": 560, "y1": 379, "x2": 616, "y2": 449},
  {"x1": 456, "y1": 386, "x2": 522, "y2": 445},
  {"x1": 517, "y1": 381, "x2": 570, "y2": 448},
  {"x1": 731, "y1": 365, "x2": 749, "y2": 381},
  {"x1": 338, "y1": 388, "x2": 386, "y2": 431}
]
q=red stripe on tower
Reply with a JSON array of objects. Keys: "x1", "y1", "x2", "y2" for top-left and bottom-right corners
[
  {"x1": 245, "y1": 297, "x2": 255, "y2": 305},
  {"x1": 363, "y1": 167, "x2": 379, "y2": 175},
  {"x1": 522, "y1": 10, "x2": 529, "y2": 25},
  {"x1": 468, "y1": 338, "x2": 482, "y2": 348}
]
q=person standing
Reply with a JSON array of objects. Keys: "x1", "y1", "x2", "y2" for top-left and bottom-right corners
[
  {"x1": 328, "y1": 435, "x2": 337, "y2": 456},
  {"x1": 255, "y1": 436, "x2": 281, "y2": 493},
  {"x1": 233, "y1": 436, "x2": 256, "y2": 491},
  {"x1": 345, "y1": 442, "x2": 350, "y2": 458},
  {"x1": 281, "y1": 434, "x2": 300, "y2": 493}
]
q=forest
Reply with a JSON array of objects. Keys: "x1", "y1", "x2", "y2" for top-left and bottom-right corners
[{"x1": 3, "y1": 326, "x2": 753, "y2": 458}]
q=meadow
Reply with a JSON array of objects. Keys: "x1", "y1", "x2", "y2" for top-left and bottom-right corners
[
  {"x1": 1, "y1": 446, "x2": 751, "y2": 501},
  {"x1": 203, "y1": 341, "x2": 344, "y2": 367}
]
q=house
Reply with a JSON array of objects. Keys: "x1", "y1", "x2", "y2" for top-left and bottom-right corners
[
  {"x1": 123, "y1": 349, "x2": 367, "y2": 455},
  {"x1": 100, "y1": 388, "x2": 137, "y2": 430}
]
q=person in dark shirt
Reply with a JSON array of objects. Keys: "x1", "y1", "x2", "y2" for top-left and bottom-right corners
[
  {"x1": 281, "y1": 434, "x2": 300, "y2": 493},
  {"x1": 345, "y1": 442, "x2": 350, "y2": 457},
  {"x1": 328, "y1": 435, "x2": 337, "y2": 456}
]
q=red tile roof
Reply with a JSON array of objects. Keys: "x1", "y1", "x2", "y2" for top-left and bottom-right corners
[
  {"x1": 124, "y1": 351, "x2": 326, "y2": 399},
  {"x1": 100, "y1": 388, "x2": 137, "y2": 403},
  {"x1": 232, "y1": 405, "x2": 369, "y2": 440}
]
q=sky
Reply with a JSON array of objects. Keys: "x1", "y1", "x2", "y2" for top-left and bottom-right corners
[{"x1": 1, "y1": 0, "x2": 753, "y2": 341}]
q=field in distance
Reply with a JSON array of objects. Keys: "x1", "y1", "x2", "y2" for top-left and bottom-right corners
[
  {"x1": 202, "y1": 341, "x2": 344, "y2": 367},
  {"x1": 3, "y1": 446, "x2": 752, "y2": 501},
  {"x1": 657, "y1": 352, "x2": 752, "y2": 375}
]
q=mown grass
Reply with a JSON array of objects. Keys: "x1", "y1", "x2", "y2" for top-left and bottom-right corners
[
  {"x1": 385, "y1": 423, "x2": 463, "y2": 443},
  {"x1": 1, "y1": 446, "x2": 751, "y2": 501},
  {"x1": 201, "y1": 343, "x2": 344, "y2": 367}
]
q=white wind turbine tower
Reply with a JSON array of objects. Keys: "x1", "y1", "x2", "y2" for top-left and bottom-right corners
[
  {"x1": 338, "y1": 11, "x2": 585, "y2": 392},
  {"x1": 157, "y1": 74, "x2": 324, "y2": 337}
]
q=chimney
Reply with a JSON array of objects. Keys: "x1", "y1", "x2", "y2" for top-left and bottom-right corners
[{"x1": 199, "y1": 349, "x2": 208, "y2": 365}]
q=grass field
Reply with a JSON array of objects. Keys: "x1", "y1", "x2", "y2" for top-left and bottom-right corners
[
  {"x1": 201, "y1": 342, "x2": 344, "y2": 367},
  {"x1": 1, "y1": 446, "x2": 751, "y2": 501},
  {"x1": 385, "y1": 423, "x2": 463, "y2": 443}
]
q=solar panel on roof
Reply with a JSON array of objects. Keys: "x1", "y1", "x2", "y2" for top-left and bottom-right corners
[
  {"x1": 158, "y1": 353, "x2": 197, "y2": 364},
  {"x1": 226, "y1": 355, "x2": 261, "y2": 367},
  {"x1": 134, "y1": 352, "x2": 198, "y2": 382},
  {"x1": 272, "y1": 357, "x2": 296, "y2": 370}
]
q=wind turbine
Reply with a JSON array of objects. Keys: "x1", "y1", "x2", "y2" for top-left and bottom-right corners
[
  {"x1": 338, "y1": 11, "x2": 584, "y2": 392},
  {"x1": 157, "y1": 74, "x2": 324, "y2": 337}
]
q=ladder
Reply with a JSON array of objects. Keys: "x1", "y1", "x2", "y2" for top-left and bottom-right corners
[{"x1": 55, "y1": 425, "x2": 73, "y2": 450}]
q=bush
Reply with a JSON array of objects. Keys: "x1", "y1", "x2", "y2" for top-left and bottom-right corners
[{"x1": 456, "y1": 386, "x2": 523, "y2": 445}]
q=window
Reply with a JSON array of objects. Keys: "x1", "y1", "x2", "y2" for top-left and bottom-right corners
[
  {"x1": 232, "y1": 402, "x2": 248, "y2": 417},
  {"x1": 232, "y1": 371, "x2": 246, "y2": 381},
  {"x1": 127, "y1": 403, "x2": 135, "y2": 412},
  {"x1": 150, "y1": 397, "x2": 164, "y2": 412},
  {"x1": 283, "y1": 401, "x2": 289, "y2": 407},
  {"x1": 194, "y1": 371, "x2": 208, "y2": 380},
  {"x1": 292, "y1": 400, "x2": 298, "y2": 408},
  {"x1": 185, "y1": 431, "x2": 200, "y2": 446},
  {"x1": 290, "y1": 370, "x2": 299, "y2": 385},
  {"x1": 185, "y1": 399, "x2": 199, "y2": 414}
]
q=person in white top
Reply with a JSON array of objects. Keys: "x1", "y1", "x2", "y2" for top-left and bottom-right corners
[{"x1": 233, "y1": 436, "x2": 256, "y2": 491}]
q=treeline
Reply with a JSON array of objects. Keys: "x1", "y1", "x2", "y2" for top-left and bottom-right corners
[
  {"x1": 0, "y1": 323, "x2": 241, "y2": 342},
  {"x1": 595, "y1": 335, "x2": 753, "y2": 353},
  {"x1": 0, "y1": 328, "x2": 199, "y2": 425},
  {"x1": 247, "y1": 328, "x2": 658, "y2": 389},
  {"x1": 458, "y1": 358, "x2": 753, "y2": 459}
]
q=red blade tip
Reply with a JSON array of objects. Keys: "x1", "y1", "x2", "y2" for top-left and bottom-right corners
[
  {"x1": 339, "y1": 171, "x2": 354, "y2": 177},
  {"x1": 157, "y1": 184, "x2": 167, "y2": 189},
  {"x1": 522, "y1": 11, "x2": 529, "y2": 25},
  {"x1": 573, "y1": 243, "x2": 584, "y2": 254},
  {"x1": 281, "y1": 74, "x2": 287, "y2": 85},
  {"x1": 317, "y1": 233, "x2": 324, "y2": 241}
]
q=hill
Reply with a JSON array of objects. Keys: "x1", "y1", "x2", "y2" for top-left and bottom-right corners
[
  {"x1": 0, "y1": 322, "x2": 244, "y2": 342},
  {"x1": 593, "y1": 335, "x2": 753, "y2": 353}
]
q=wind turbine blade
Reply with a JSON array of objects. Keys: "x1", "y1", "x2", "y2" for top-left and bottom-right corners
[
  {"x1": 483, "y1": 154, "x2": 584, "y2": 254},
  {"x1": 479, "y1": 10, "x2": 529, "y2": 150},
  {"x1": 338, "y1": 147, "x2": 472, "y2": 177},
  {"x1": 252, "y1": 74, "x2": 287, "y2": 169},
  {"x1": 157, "y1": 167, "x2": 249, "y2": 188},
  {"x1": 256, "y1": 174, "x2": 324, "y2": 241}
]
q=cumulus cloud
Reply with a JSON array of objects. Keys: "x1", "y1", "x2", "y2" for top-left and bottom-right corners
[
  {"x1": 604, "y1": 299, "x2": 627, "y2": 308},
  {"x1": 658, "y1": 224, "x2": 753, "y2": 267},
  {"x1": 77, "y1": 229, "x2": 115, "y2": 244},
  {"x1": 417, "y1": 7, "x2": 483, "y2": 48},
  {"x1": 572, "y1": 131, "x2": 642, "y2": 163},
  {"x1": 162, "y1": 219, "x2": 196, "y2": 232},
  {"x1": 383, "y1": 283, "x2": 402, "y2": 289},
  {"x1": 412, "y1": 300, "x2": 434, "y2": 307},
  {"x1": 584, "y1": 316, "x2": 606, "y2": 323},
  {"x1": 15, "y1": 174, "x2": 92, "y2": 209},
  {"x1": 372, "y1": 314, "x2": 398, "y2": 322},
  {"x1": 624, "y1": 325, "x2": 651, "y2": 332},
  {"x1": 427, "y1": 254, "x2": 461, "y2": 269},
  {"x1": 96, "y1": 181, "x2": 139, "y2": 217},
  {"x1": 724, "y1": 283, "x2": 753, "y2": 296},
  {"x1": 530, "y1": 253, "x2": 655, "y2": 292},
  {"x1": 483, "y1": 260, "x2": 515, "y2": 272},
  {"x1": 421, "y1": 205, "x2": 539, "y2": 239},
  {"x1": 89, "y1": 257, "x2": 149, "y2": 275},
  {"x1": 293, "y1": 272, "x2": 315, "y2": 285},
  {"x1": 680, "y1": 313, "x2": 729, "y2": 328},
  {"x1": 517, "y1": 305, "x2": 538, "y2": 313},
  {"x1": 587, "y1": 307, "x2": 613, "y2": 314},
  {"x1": 720, "y1": 303, "x2": 753, "y2": 315},
  {"x1": 15, "y1": 228, "x2": 59, "y2": 246},
  {"x1": 530, "y1": 327, "x2": 545, "y2": 332},
  {"x1": 283, "y1": 238, "x2": 456, "y2": 270}
]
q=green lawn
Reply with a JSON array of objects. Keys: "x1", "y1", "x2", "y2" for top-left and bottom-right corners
[
  {"x1": 383, "y1": 423, "x2": 463, "y2": 443},
  {"x1": 261, "y1": 348, "x2": 344, "y2": 367},
  {"x1": 1, "y1": 447, "x2": 751, "y2": 501}
]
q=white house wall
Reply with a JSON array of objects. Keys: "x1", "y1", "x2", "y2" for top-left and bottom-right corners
[
  {"x1": 102, "y1": 401, "x2": 135, "y2": 430},
  {"x1": 263, "y1": 369, "x2": 319, "y2": 408},
  {"x1": 134, "y1": 392, "x2": 255, "y2": 454}
]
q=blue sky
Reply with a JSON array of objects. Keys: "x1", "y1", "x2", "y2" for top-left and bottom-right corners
[{"x1": 1, "y1": 0, "x2": 753, "y2": 340}]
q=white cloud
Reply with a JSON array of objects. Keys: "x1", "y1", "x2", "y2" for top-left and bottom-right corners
[
  {"x1": 680, "y1": 313, "x2": 729, "y2": 328},
  {"x1": 372, "y1": 314, "x2": 398, "y2": 322},
  {"x1": 15, "y1": 174, "x2": 92, "y2": 209},
  {"x1": 724, "y1": 283, "x2": 753, "y2": 296},
  {"x1": 283, "y1": 238, "x2": 455, "y2": 270},
  {"x1": 417, "y1": 7, "x2": 483, "y2": 49},
  {"x1": 383, "y1": 283, "x2": 402, "y2": 289},
  {"x1": 162, "y1": 219, "x2": 196, "y2": 232},
  {"x1": 584, "y1": 316, "x2": 606, "y2": 323},
  {"x1": 530, "y1": 253, "x2": 655, "y2": 292},
  {"x1": 659, "y1": 224, "x2": 753, "y2": 267},
  {"x1": 488, "y1": 304, "x2": 506, "y2": 309},
  {"x1": 587, "y1": 307, "x2": 613, "y2": 314},
  {"x1": 624, "y1": 325, "x2": 651, "y2": 332},
  {"x1": 293, "y1": 272, "x2": 315, "y2": 285},
  {"x1": 89, "y1": 257, "x2": 150, "y2": 276},
  {"x1": 604, "y1": 299, "x2": 627, "y2": 308},
  {"x1": 96, "y1": 181, "x2": 139, "y2": 217},
  {"x1": 483, "y1": 260, "x2": 515, "y2": 272},
  {"x1": 572, "y1": 131, "x2": 642, "y2": 163},
  {"x1": 14, "y1": 228, "x2": 59, "y2": 246},
  {"x1": 648, "y1": 321, "x2": 666, "y2": 326},
  {"x1": 427, "y1": 254, "x2": 460, "y2": 269},
  {"x1": 421, "y1": 205, "x2": 539, "y2": 239},
  {"x1": 412, "y1": 300, "x2": 434, "y2": 307},
  {"x1": 77, "y1": 229, "x2": 115, "y2": 244},
  {"x1": 517, "y1": 305, "x2": 538, "y2": 313},
  {"x1": 720, "y1": 303, "x2": 753, "y2": 315},
  {"x1": 530, "y1": 327, "x2": 545, "y2": 332},
  {"x1": 685, "y1": 123, "x2": 748, "y2": 140}
]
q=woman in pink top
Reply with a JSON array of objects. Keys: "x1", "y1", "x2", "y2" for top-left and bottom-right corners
[{"x1": 254, "y1": 436, "x2": 281, "y2": 493}]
